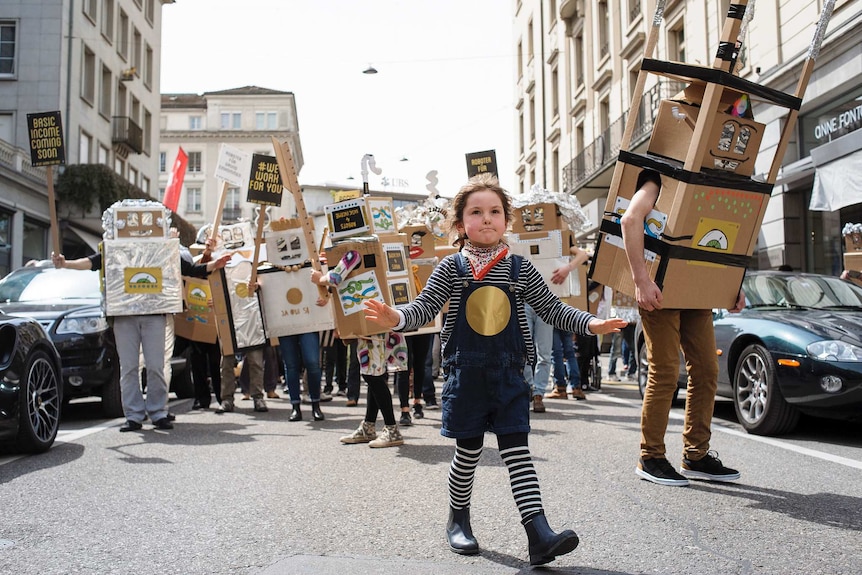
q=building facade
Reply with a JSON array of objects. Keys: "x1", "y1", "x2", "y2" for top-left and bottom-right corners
[
  {"x1": 514, "y1": 0, "x2": 862, "y2": 274},
  {"x1": 0, "y1": 0, "x2": 171, "y2": 274},
  {"x1": 158, "y1": 86, "x2": 304, "y2": 233}
]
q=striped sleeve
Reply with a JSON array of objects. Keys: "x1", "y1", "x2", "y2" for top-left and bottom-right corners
[
  {"x1": 398, "y1": 255, "x2": 458, "y2": 332},
  {"x1": 518, "y1": 257, "x2": 596, "y2": 336}
]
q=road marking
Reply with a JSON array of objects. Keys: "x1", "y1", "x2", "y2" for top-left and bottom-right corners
[{"x1": 600, "y1": 394, "x2": 862, "y2": 471}]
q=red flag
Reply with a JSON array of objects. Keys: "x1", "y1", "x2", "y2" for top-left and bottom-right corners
[{"x1": 163, "y1": 147, "x2": 188, "y2": 212}]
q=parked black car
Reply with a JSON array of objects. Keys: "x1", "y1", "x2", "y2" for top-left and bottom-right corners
[
  {"x1": 0, "y1": 310, "x2": 62, "y2": 453},
  {"x1": 637, "y1": 270, "x2": 862, "y2": 435},
  {"x1": 0, "y1": 261, "x2": 193, "y2": 418}
]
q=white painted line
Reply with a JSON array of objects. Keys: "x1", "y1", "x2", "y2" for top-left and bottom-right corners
[{"x1": 600, "y1": 393, "x2": 862, "y2": 471}]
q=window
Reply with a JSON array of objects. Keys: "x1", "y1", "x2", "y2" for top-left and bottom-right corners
[
  {"x1": 159, "y1": 151, "x2": 166, "y2": 172},
  {"x1": 101, "y1": 0, "x2": 114, "y2": 41},
  {"x1": 255, "y1": 112, "x2": 277, "y2": 130},
  {"x1": 551, "y1": 149, "x2": 559, "y2": 193},
  {"x1": 573, "y1": 34, "x2": 584, "y2": 87},
  {"x1": 187, "y1": 151, "x2": 202, "y2": 173},
  {"x1": 117, "y1": 82, "x2": 127, "y2": 116},
  {"x1": 668, "y1": 19, "x2": 686, "y2": 62},
  {"x1": 114, "y1": 156, "x2": 125, "y2": 176},
  {"x1": 529, "y1": 93, "x2": 536, "y2": 142},
  {"x1": 548, "y1": 0, "x2": 556, "y2": 26},
  {"x1": 117, "y1": 9, "x2": 129, "y2": 60},
  {"x1": 0, "y1": 211, "x2": 11, "y2": 278},
  {"x1": 227, "y1": 187, "x2": 241, "y2": 210},
  {"x1": 144, "y1": 43, "x2": 152, "y2": 87},
  {"x1": 189, "y1": 116, "x2": 202, "y2": 130},
  {"x1": 0, "y1": 21, "x2": 16, "y2": 77},
  {"x1": 83, "y1": 0, "x2": 97, "y2": 23},
  {"x1": 143, "y1": 109, "x2": 151, "y2": 154},
  {"x1": 186, "y1": 187, "x2": 202, "y2": 213},
  {"x1": 23, "y1": 219, "x2": 48, "y2": 264},
  {"x1": 132, "y1": 28, "x2": 141, "y2": 74},
  {"x1": 98, "y1": 144, "x2": 109, "y2": 165},
  {"x1": 517, "y1": 40, "x2": 523, "y2": 79},
  {"x1": 0, "y1": 112, "x2": 11, "y2": 143},
  {"x1": 131, "y1": 95, "x2": 140, "y2": 124},
  {"x1": 145, "y1": 0, "x2": 155, "y2": 24},
  {"x1": 128, "y1": 167, "x2": 137, "y2": 186},
  {"x1": 519, "y1": 110, "x2": 525, "y2": 154},
  {"x1": 551, "y1": 67, "x2": 559, "y2": 118},
  {"x1": 81, "y1": 44, "x2": 96, "y2": 104},
  {"x1": 158, "y1": 187, "x2": 165, "y2": 202},
  {"x1": 220, "y1": 112, "x2": 241, "y2": 130},
  {"x1": 141, "y1": 176, "x2": 150, "y2": 195},
  {"x1": 527, "y1": 19, "x2": 534, "y2": 61},
  {"x1": 79, "y1": 132, "x2": 92, "y2": 163},
  {"x1": 99, "y1": 64, "x2": 112, "y2": 118},
  {"x1": 598, "y1": 1, "x2": 610, "y2": 58}
]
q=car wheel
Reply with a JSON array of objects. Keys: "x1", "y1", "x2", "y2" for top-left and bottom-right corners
[
  {"x1": 733, "y1": 343, "x2": 800, "y2": 435},
  {"x1": 17, "y1": 349, "x2": 62, "y2": 453},
  {"x1": 100, "y1": 360, "x2": 124, "y2": 419}
]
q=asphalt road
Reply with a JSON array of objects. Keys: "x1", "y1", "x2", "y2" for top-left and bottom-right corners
[{"x1": 1, "y1": 378, "x2": 861, "y2": 575}]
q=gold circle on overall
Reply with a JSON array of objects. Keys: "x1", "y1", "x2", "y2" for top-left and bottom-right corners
[
  {"x1": 235, "y1": 283, "x2": 249, "y2": 298},
  {"x1": 465, "y1": 286, "x2": 511, "y2": 336},
  {"x1": 286, "y1": 288, "x2": 303, "y2": 305}
]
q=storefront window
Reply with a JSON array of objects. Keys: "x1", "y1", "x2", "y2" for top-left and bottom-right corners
[
  {"x1": 0, "y1": 211, "x2": 9, "y2": 278},
  {"x1": 22, "y1": 219, "x2": 48, "y2": 265},
  {"x1": 799, "y1": 86, "x2": 862, "y2": 158}
]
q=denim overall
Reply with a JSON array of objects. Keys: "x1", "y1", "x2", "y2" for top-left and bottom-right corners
[{"x1": 440, "y1": 253, "x2": 531, "y2": 438}]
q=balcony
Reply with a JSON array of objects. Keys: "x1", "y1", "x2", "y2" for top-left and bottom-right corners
[
  {"x1": 562, "y1": 80, "x2": 684, "y2": 197},
  {"x1": 111, "y1": 116, "x2": 143, "y2": 154}
]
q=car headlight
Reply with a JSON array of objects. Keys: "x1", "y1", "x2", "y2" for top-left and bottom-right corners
[
  {"x1": 56, "y1": 312, "x2": 109, "y2": 335},
  {"x1": 807, "y1": 340, "x2": 862, "y2": 362}
]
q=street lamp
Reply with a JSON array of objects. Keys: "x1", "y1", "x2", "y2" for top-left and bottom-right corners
[{"x1": 362, "y1": 64, "x2": 378, "y2": 74}]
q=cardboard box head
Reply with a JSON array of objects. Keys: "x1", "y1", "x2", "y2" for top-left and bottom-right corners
[
  {"x1": 648, "y1": 98, "x2": 765, "y2": 177},
  {"x1": 844, "y1": 233, "x2": 862, "y2": 253},
  {"x1": 511, "y1": 202, "x2": 564, "y2": 234},
  {"x1": 325, "y1": 238, "x2": 390, "y2": 338}
]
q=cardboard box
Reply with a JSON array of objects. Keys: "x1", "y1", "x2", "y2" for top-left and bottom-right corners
[
  {"x1": 325, "y1": 238, "x2": 390, "y2": 338},
  {"x1": 367, "y1": 197, "x2": 397, "y2": 234},
  {"x1": 561, "y1": 263, "x2": 589, "y2": 311},
  {"x1": 265, "y1": 220, "x2": 309, "y2": 268},
  {"x1": 507, "y1": 229, "x2": 574, "y2": 298},
  {"x1": 401, "y1": 224, "x2": 436, "y2": 261},
  {"x1": 844, "y1": 233, "x2": 862, "y2": 253},
  {"x1": 111, "y1": 206, "x2": 170, "y2": 240},
  {"x1": 102, "y1": 239, "x2": 182, "y2": 316},
  {"x1": 378, "y1": 233, "x2": 410, "y2": 278},
  {"x1": 208, "y1": 261, "x2": 267, "y2": 355},
  {"x1": 256, "y1": 267, "x2": 335, "y2": 338},
  {"x1": 648, "y1": 99, "x2": 765, "y2": 177},
  {"x1": 844, "y1": 252, "x2": 862, "y2": 273},
  {"x1": 511, "y1": 202, "x2": 564, "y2": 234},
  {"x1": 174, "y1": 276, "x2": 218, "y2": 344}
]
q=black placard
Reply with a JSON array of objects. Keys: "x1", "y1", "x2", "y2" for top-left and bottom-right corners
[
  {"x1": 247, "y1": 153, "x2": 283, "y2": 206},
  {"x1": 27, "y1": 111, "x2": 66, "y2": 167},
  {"x1": 465, "y1": 149, "x2": 497, "y2": 178}
]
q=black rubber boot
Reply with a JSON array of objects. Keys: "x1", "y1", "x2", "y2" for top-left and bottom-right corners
[
  {"x1": 523, "y1": 513, "x2": 579, "y2": 566},
  {"x1": 446, "y1": 506, "x2": 479, "y2": 555},
  {"x1": 289, "y1": 404, "x2": 302, "y2": 422},
  {"x1": 311, "y1": 401, "x2": 324, "y2": 421}
]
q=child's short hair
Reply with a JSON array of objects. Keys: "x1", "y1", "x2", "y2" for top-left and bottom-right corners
[{"x1": 447, "y1": 173, "x2": 512, "y2": 249}]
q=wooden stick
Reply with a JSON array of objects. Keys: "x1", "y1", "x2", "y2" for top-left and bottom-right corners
[
  {"x1": 249, "y1": 204, "x2": 266, "y2": 287},
  {"x1": 200, "y1": 180, "x2": 229, "y2": 263},
  {"x1": 271, "y1": 137, "x2": 329, "y2": 298},
  {"x1": 46, "y1": 166, "x2": 60, "y2": 256},
  {"x1": 765, "y1": 53, "x2": 816, "y2": 184}
]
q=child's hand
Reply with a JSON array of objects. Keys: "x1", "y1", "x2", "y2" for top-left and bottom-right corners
[
  {"x1": 363, "y1": 299, "x2": 399, "y2": 329},
  {"x1": 311, "y1": 269, "x2": 325, "y2": 285},
  {"x1": 588, "y1": 317, "x2": 627, "y2": 335},
  {"x1": 315, "y1": 296, "x2": 329, "y2": 307}
]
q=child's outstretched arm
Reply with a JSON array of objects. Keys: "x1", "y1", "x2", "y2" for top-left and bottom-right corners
[
  {"x1": 588, "y1": 317, "x2": 627, "y2": 335},
  {"x1": 364, "y1": 299, "x2": 400, "y2": 329}
]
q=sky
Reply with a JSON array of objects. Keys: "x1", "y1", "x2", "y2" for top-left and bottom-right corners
[{"x1": 160, "y1": 0, "x2": 517, "y2": 198}]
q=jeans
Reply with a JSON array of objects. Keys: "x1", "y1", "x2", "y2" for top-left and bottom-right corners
[
  {"x1": 522, "y1": 305, "x2": 553, "y2": 396},
  {"x1": 640, "y1": 308, "x2": 717, "y2": 461},
  {"x1": 279, "y1": 332, "x2": 322, "y2": 404},
  {"x1": 114, "y1": 314, "x2": 168, "y2": 423},
  {"x1": 551, "y1": 328, "x2": 579, "y2": 389}
]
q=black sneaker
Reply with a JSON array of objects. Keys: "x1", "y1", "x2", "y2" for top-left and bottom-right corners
[
  {"x1": 680, "y1": 451, "x2": 740, "y2": 482},
  {"x1": 152, "y1": 417, "x2": 174, "y2": 430},
  {"x1": 399, "y1": 412, "x2": 413, "y2": 426},
  {"x1": 119, "y1": 420, "x2": 143, "y2": 432},
  {"x1": 636, "y1": 457, "x2": 690, "y2": 486},
  {"x1": 413, "y1": 404, "x2": 425, "y2": 419}
]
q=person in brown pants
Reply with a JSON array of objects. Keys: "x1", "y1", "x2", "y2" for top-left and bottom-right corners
[{"x1": 620, "y1": 168, "x2": 744, "y2": 487}]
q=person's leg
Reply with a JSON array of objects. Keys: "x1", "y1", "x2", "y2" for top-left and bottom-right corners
[
  {"x1": 263, "y1": 345, "x2": 278, "y2": 394},
  {"x1": 206, "y1": 342, "x2": 222, "y2": 404},
  {"x1": 639, "y1": 308, "x2": 682, "y2": 461},
  {"x1": 607, "y1": 332, "x2": 621, "y2": 379},
  {"x1": 498, "y1": 432, "x2": 579, "y2": 565},
  {"x1": 346, "y1": 342, "x2": 361, "y2": 405},
  {"x1": 678, "y1": 309, "x2": 719, "y2": 461},
  {"x1": 624, "y1": 324, "x2": 637, "y2": 377},
  {"x1": 446, "y1": 435, "x2": 483, "y2": 555},
  {"x1": 298, "y1": 331, "x2": 324, "y2": 420},
  {"x1": 163, "y1": 314, "x2": 174, "y2": 385},
  {"x1": 278, "y1": 335, "x2": 304, "y2": 420},
  {"x1": 189, "y1": 340, "x2": 210, "y2": 409},
  {"x1": 533, "y1": 318, "x2": 553, "y2": 395},
  {"x1": 551, "y1": 329, "x2": 566, "y2": 388},
  {"x1": 217, "y1": 354, "x2": 238, "y2": 412},
  {"x1": 113, "y1": 316, "x2": 146, "y2": 425},
  {"x1": 141, "y1": 314, "x2": 169, "y2": 424},
  {"x1": 334, "y1": 338, "x2": 348, "y2": 393}
]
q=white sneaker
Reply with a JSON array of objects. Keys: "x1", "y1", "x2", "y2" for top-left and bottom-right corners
[
  {"x1": 606, "y1": 373, "x2": 620, "y2": 382},
  {"x1": 369, "y1": 424, "x2": 404, "y2": 448}
]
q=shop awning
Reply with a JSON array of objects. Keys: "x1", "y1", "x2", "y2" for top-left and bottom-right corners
[
  {"x1": 809, "y1": 130, "x2": 862, "y2": 211},
  {"x1": 66, "y1": 226, "x2": 102, "y2": 250}
]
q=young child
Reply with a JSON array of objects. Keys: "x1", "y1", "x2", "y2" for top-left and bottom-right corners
[{"x1": 364, "y1": 173, "x2": 625, "y2": 566}]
